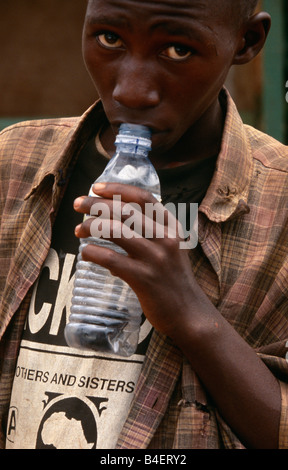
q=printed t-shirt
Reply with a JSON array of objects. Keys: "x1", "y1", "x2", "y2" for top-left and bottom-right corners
[{"x1": 6, "y1": 133, "x2": 216, "y2": 449}]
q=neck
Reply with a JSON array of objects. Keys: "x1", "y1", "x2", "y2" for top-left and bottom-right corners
[{"x1": 152, "y1": 98, "x2": 225, "y2": 169}]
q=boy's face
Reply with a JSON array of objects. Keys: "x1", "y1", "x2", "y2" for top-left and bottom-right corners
[{"x1": 83, "y1": 0, "x2": 240, "y2": 157}]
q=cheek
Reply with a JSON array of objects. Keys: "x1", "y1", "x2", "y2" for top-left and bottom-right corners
[
  {"x1": 83, "y1": 42, "x2": 113, "y2": 91},
  {"x1": 82, "y1": 39, "x2": 94, "y2": 72},
  {"x1": 173, "y1": 62, "x2": 228, "y2": 108}
]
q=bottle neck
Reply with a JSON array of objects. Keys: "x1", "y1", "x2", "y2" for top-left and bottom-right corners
[
  {"x1": 115, "y1": 143, "x2": 150, "y2": 158},
  {"x1": 115, "y1": 134, "x2": 151, "y2": 157}
]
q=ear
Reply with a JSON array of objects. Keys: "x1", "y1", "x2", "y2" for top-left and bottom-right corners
[{"x1": 232, "y1": 12, "x2": 271, "y2": 65}]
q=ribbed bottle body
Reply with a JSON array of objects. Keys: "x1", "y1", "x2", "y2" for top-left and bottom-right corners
[{"x1": 65, "y1": 238, "x2": 143, "y2": 357}]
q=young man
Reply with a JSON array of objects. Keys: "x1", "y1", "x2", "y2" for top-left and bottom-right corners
[{"x1": 1, "y1": 0, "x2": 288, "y2": 449}]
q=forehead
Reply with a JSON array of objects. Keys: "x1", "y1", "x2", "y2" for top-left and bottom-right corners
[
  {"x1": 85, "y1": 0, "x2": 233, "y2": 40},
  {"x1": 86, "y1": 0, "x2": 225, "y2": 22}
]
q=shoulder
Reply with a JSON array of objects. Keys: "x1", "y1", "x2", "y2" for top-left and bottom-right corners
[
  {"x1": 0, "y1": 101, "x2": 103, "y2": 167},
  {"x1": 0, "y1": 116, "x2": 80, "y2": 133},
  {"x1": 243, "y1": 126, "x2": 288, "y2": 217},
  {"x1": 0, "y1": 116, "x2": 81, "y2": 148},
  {"x1": 0, "y1": 116, "x2": 82, "y2": 159},
  {"x1": 0, "y1": 116, "x2": 83, "y2": 189},
  {"x1": 244, "y1": 124, "x2": 288, "y2": 173}
]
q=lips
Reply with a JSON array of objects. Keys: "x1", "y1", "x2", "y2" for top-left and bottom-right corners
[
  {"x1": 111, "y1": 121, "x2": 168, "y2": 139},
  {"x1": 111, "y1": 115, "x2": 167, "y2": 130}
]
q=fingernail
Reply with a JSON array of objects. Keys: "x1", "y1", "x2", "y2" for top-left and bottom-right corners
[
  {"x1": 74, "y1": 197, "x2": 82, "y2": 209},
  {"x1": 93, "y1": 182, "x2": 107, "y2": 192},
  {"x1": 75, "y1": 224, "x2": 81, "y2": 235}
]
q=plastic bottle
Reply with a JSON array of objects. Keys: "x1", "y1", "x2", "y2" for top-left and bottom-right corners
[{"x1": 64, "y1": 123, "x2": 161, "y2": 357}]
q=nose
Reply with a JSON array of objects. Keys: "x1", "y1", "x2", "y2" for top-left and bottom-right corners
[{"x1": 112, "y1": 58, "x2": 161, "y2": 110}]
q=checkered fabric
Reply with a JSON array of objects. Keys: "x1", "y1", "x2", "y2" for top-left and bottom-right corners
[{"x1": 1, "y1": 91, "x2": 288, "y2": 448}]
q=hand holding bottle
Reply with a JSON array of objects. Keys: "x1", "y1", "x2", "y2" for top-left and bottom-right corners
[{"x1": 73, "y1": 181, "x2": 202, "y2": 344}]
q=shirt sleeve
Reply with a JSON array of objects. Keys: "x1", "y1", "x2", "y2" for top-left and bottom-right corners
[
  {"x1": 278, "y1": 380, "x2": 288, "y2": 448},
  {"x1": 256, "y1": 351, "x2": 288, "y2": 449}
]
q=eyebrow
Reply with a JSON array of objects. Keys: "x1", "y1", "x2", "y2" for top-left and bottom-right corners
[
  {"x1": 86, "y1": 14, "x2": 130, "y2": 29},
  {"x1": 151, "y1": 22, "x2": 200, "y2": 41},
  {"x1": 150, "y1": 19, "x2": 215, "y2": 46}
]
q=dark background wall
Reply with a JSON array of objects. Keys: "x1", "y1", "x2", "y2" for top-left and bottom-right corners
[
  {"x1": 0, "y1": 0, "x2": 287, "y2": 143},
  {"x1": 0, "y1": 0, "x2": 96, "y2": 118}
]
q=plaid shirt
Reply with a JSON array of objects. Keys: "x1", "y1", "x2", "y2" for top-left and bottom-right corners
[{"x1": 1, "y1": 91, "x2": 288, "y2": 449}]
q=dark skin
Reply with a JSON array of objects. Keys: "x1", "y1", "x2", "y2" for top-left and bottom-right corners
[{"x1": 74, "y1": 0, "x2": 280, "y2": 448}]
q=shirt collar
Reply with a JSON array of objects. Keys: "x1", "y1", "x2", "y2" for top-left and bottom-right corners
[
  {"x1": 199, "y1": 89, "x2": 252, "y2": 223},
  {"x1": 24, "y1": 100, "x2": 105, "y2": 200}
]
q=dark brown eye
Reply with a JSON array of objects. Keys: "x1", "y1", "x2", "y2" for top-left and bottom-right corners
[
  {"x1": 97, "y1": 32, "x2": 123, "y2": 48},
  {"x1": 162, "y1": 45, "x2": 192, "y2": 61}
]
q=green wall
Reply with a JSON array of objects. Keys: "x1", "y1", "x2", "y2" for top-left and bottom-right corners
[{"x1": 263, "y1": 0, "x2": 287, "y2": 143}]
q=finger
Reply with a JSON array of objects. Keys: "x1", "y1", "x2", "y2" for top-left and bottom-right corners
[
  {"x1": 76, "y1": 216, "x2": 149, "y2": 255},
  {"x1": 80, "y1": 242, "x2": 145, "y2": 287},
  {"x1": 75, "y1": 202, "x2": 181, "y2": 243},
  {"x1": 75, "y1": 192, "x2": 182, "y2": 238},
  {"x1": 73, "y1": 183, "x2": 159, "y2": 217},
  {"x1": 76, "y1": 214, "x2": 178, "y2": 266},
  {"x1": 121, "y1": 202, "x2": 185, "y2": 241},
  {"x1": 74, "y1": 197, "x2": 146, "y2": 233},
  {"x1": 91, "y1": 182, "x2": 160, "y2": 207},
  {"x1": 90, "y1": 184, "x2": 185, "y2": 239},
  {"x1": 74, "y1": 195, "x2": 100, "y2": 215},
  {"x1": 75, "y1": 192, "x2": 186, "y2": 247},
  {"x1": 75, "y1": 212, "x2": 185, "y2": 268}
]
